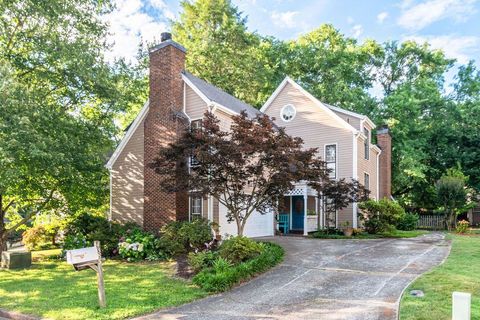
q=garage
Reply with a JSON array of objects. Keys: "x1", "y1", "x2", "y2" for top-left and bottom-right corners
[{"x1": 218, "y1": 202, "x2": 274, "y2": 238}]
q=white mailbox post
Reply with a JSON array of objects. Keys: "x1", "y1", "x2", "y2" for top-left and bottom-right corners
[
  {"x1": 66, "y1": 241, "x2": 106, "y2": 308},
  {"x1": 452, "y1": 291, "x2": 471, "y2": 320}
]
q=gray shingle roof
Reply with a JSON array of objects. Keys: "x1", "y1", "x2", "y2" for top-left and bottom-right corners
[{"x1": 183, "y1": 71, "x2": 261, "y2": 118}]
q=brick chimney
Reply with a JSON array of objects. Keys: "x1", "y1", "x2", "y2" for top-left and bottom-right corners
[
  {"x1": 143, "y1": 32, "x2": 189, "y2": 232},
  {"x1": 377, "y1": 125, "x2": 392, "y2": 200}
]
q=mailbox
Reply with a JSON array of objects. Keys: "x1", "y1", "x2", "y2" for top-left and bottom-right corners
[{"x1": 66, "y1": 246, "x2": 99, "y2": 270}]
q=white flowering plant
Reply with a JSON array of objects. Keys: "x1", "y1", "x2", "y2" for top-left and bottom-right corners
[{"x1": 118, "y1": 228, "x2": 163, "y2": 262}]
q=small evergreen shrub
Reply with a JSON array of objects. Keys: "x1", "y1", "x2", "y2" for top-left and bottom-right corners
[
  {"x1": 188, "y1": 250, "x2": 218, "y2": 273},
  {"x1": 161, "y1": 219, "x2": 213, "y2": 252},
  {"x1": 396, "y1": 213, "x2": 419, "y2": 231},
  {"x1": 218, "y1": 236, "x2": 263, "y2": 264},
  {"x1": 359, "y1": 199, "x2": 405, "y2": 234},
  {"x1": 63, "y1": 212, "x2": 132, "y2": 256}
]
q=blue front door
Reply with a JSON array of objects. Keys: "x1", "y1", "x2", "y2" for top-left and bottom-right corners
[{"x1": 291, "y1": 196, "x2": 304, "y2": 230}]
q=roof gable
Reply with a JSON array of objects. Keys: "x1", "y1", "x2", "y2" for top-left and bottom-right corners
[{"x1": 261, "y1": 77, "x2": 358, "y2": 133}]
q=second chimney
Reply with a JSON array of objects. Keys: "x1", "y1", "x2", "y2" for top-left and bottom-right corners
[{"x1": 377, "y1": 125, "x2": 392, "y2": 200}]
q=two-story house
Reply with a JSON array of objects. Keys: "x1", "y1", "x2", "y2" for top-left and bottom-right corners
[{"x1": 106, "y1": 33, "x2": 392, "y2": 238}]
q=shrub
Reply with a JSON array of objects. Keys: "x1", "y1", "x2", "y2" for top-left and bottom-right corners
[
  {"x1": 22, "y1": 226, "x2": 49, "y2": 251},
  {"x1": 456, "y1": 220, "x2": 469, "y2": 234},
  {"x1": 359, "y1": 199, "x2": 405, "y2": 234},
  {"x1": 218, "y1": 236, "x2": 263, "y2": 264},
  {"x1": 62, "y1": 233, "x2": 89, "y2": 253},
  {"x1": 193, "y1": 242, "x2": 284, "y2": 292},
  {"x1": 311, "y1": 228, "x2": 343, "y2": 238},
  {"x1": 63, "y1": 212, "x2": 132, "y2": 256},
  {"x1": 161, "y1": 219, "x2": 213, "y2": 252},
  {"x1": 396, "y1": 213, "x2": 419, "y2": 231},
  {"x1": 188, "y1": 250, "x2": 218, "y2": 273},
  {"x1": 118, "y1": 228, "x2": 165, "y2": 262}
]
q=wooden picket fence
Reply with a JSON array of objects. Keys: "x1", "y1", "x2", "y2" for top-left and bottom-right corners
[{"x1": 417, "y1": 215, "x2": 445, "y2": 230}]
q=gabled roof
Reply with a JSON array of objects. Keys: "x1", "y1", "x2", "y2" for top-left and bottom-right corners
[
  {"x1": 325, "y1": 103, "x2": 376, "y2": 129},
  {"x1": 261, "y1": 77, "x2": 359, "y2": 133},
  {"x1": 182, "y1": 71, "x2": 260, "y2": 118}
]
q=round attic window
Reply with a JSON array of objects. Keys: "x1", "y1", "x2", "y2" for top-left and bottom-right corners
[{"x1": 280, "y1": 104, "x2": 296, "y2": 122}]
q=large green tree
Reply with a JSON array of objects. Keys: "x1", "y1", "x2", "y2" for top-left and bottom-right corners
[
  {"x1": 0, "y1": 0, "x2": 137, "y2": 252},
  {"x1": 285, "y1": 25, "x2": 382, "y2": 114},
  {"x1": 172, "y1": 0, "x2": 285, "y2": 107}
]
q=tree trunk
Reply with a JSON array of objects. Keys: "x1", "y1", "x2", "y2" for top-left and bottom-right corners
[
  {"x1": 0, "y1": 232, "x2": 7, "y2": 256},
  {"x1": 237, "y1": 222, "x2": 244, "y2": 237}
]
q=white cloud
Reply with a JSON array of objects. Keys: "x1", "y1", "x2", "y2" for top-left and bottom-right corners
[
  {"x1": 351, "y1": 24, "x2": 363, "y2": 38},
  {"x1": 271, "y1": 11, "x2": 300, "y2": 29},
  {"x1": 405, "y1": 35, "x2": 479, "y2": 63},
  {"x1": 377, "y1": 11, "x2": 389, "y2": 24},
  {"x1": 347, "y1": 16, "x2": 354, "y2": 24},
  {"x1": 397, "y1": 0, "x2": 477, "y2": 31},
  {"x1": 102, "y1": 0, "x2": 170, "y2": 62}
]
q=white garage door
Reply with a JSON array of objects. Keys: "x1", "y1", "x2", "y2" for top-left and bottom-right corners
[{"x1": 218, "y1": 202, "x2": 274, "y2": 238}]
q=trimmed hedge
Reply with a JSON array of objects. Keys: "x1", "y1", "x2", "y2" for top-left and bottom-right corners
[{"x1": 192, "y1": 242, "x2": 284, "y2": 292}]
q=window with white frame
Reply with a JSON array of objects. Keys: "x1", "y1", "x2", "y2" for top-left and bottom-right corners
[
  {"x1": 364, "y1": 127, "x2": 370, "y2": 160},
  {"x1": 189, "y1": 120, "x2": 202, "y2": 166},
  {"x1": 280, "y1": 104, "x2": 296, "y2": 122},
  {"x1": 190, "y1": 195, "x2": 202, "y2": 220},
  {"x1": 325, "y1": 144, "x2": 337, "y2": 179},
  {"x1": 364, "y1": 172, "x2": 370, "y2": 192}
]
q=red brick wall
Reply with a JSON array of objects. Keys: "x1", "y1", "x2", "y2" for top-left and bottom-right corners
[
  {"x1": 143, "y1": 42, "x2": 188, "y2": 232},
  {"x1": 377, "y1": 127, "x2": 392, "y2": 200}
]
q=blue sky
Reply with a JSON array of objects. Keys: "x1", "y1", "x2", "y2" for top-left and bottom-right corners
[{"x1": 103, "y1": 0, "x2": 480, "y2": 68}]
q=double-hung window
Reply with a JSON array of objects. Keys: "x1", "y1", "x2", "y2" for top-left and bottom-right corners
[
  {"x1": 325, "y1": 144, "x2": 337, "y2": 179},
  {"x1": 364, "y1": 128, "x2": 370, "y2": 160},
  {"x1": 364, "y1": 172, "x2": 370, "y2": 192},
  {"x1": 190, "y1": 120, "x2": 202, "y2": 167},
  {"x1": 190, "y1": 195, "x2": 202, "y2": 221}
]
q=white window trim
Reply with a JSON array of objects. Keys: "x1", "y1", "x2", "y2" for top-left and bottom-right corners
[
  {"x1": 324, "y1": 143, "x2": 338, "y2": 180},
  {"x1": 364, "y1": 128, "x2": 370, "y2": 160},
  {"x1": 364, "y1": 172, "x2": 370, "y2": 193},
  {"x1": 189, "y1": 195, "x2": 203, "y2": 221},
  {"x1": 280, "y1": 104, "x2": 296, "y2": 122}
]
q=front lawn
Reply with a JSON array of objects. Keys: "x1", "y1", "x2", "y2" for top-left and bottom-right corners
[
  {"x1": 311, "y1": 229, "x2": 428, "y2": 239},
  {"x1": 0, "y1": 249, "x2": 207, "y2": 320},
  {"x1": 399, "y1": 234, "x2": 480, "y2": 320}
]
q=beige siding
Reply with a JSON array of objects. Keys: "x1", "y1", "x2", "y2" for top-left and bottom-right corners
[
  {"x1": 264, "y1": 82, "x2": 354, "y2": 179},
  {"x1": 357, "y1": 137, "x2": 379, "y2": 199},
  {"x1": 185, "y1": 85, "x2": 208, "y2": 119},
  {"x1": 332, "y1": 111, "x2": 361, "y2": 130},
  {"x1": 111, "y1": 119, "x2": 144, "y2": 226},
  {"x1": 214, "y1": 109, "x2": 234, "y2": 131}
]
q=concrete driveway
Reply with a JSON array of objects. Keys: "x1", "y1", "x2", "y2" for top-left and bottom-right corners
[{"x1": 137, "y1": 232, "x2": 450, "y2": 320}]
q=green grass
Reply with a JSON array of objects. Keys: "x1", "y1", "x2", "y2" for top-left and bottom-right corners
[
  {"x1": 0, "y1": 250, "x2": 207, "y2": 320},
  {"x1": 400, "y1": 234, "x2": 480, "y2": 320},
  {"x1": 311, "y1": 229, "x2": 428, "y2": 239}
]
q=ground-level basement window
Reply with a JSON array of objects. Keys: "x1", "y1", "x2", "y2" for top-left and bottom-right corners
[{"x1": 190, "y1": 195, "x2": 202, "y2": 221}]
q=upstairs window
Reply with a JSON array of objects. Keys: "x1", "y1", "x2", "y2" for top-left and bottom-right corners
[
  {"x1": 325, "y1": 144, "x2": 337, "y2": 179},
  {"x1": 364, "y1": 128, "x2": 370, "y2": 160},
  {"x1": 190, "y1": 120, "x2": 202, "y2": 167},
  {"x1": 190, "y1": 195, "x2": 202, "y2": 221},
  {"x1": 364, "y1": 172, "x2": 370, "y2": 192}
]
